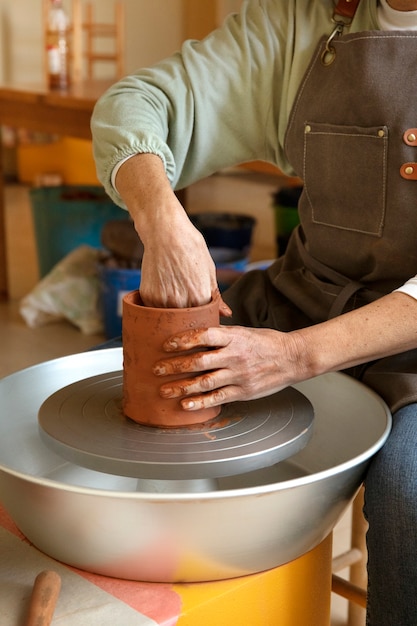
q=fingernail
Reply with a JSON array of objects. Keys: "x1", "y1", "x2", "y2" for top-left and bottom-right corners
[
  {"x1": 183, "y1": 400, "x2": 195, "y2": 409},
  {"x1": 153, "y1": 365, "x2": 166, "y2": 375},
  {"x1": 160, "y1": 387, "x2": 174, "y2": 397},
  {"x1": 165, "y1": 339, "x2": 178, "y2": 350}
]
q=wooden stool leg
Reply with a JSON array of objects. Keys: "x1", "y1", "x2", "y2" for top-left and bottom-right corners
[{"x1": 347, "y1": 486, "x2": 367, "y2": 626}]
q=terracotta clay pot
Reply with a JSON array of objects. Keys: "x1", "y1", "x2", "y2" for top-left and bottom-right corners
[{"x1": 122, "y1": 291, "x2": 221, "y2": 428}]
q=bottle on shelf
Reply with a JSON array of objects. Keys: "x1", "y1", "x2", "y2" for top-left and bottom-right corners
[{"x1": 45, "y1": 0, "x2": 71, "y2": 90}]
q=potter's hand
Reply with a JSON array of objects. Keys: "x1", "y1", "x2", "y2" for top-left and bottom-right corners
[
  {"x1": 154, "y1": 290, "x2": 417, "y2": 410},
  {"x1": 152, "y1": 325, "x2": 305, "y2": 409},
  {"x1": 115, "y1": 153, "x2": 231, "y2": 313},
  {"x1": 139, "y1": 210, "x2": 223, "y2": 309}
]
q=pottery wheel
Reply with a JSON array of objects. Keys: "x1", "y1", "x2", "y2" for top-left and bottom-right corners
[{"x1": 38, "y1": 371, "x2": 314, "y2": 480}]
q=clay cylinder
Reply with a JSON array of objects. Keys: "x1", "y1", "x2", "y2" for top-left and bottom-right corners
[{"x1": 122, "y1": 291, "x2": 221, "y2": 427}]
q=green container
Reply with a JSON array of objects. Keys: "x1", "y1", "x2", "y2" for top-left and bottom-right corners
[
  {"x1": 272, "y1": 186, "x2": 302, "y2": 256},
  {"x1": 30, "y1": 185, "x2": 129, "y2": 276}
]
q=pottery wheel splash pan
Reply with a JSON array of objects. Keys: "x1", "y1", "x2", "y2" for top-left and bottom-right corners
[
  {"x1": 0, "y1": 349, "x2": 391, "y2": 582},
  {"x1": 38, "y1": 371, "x2": 314, "y2": 480}
]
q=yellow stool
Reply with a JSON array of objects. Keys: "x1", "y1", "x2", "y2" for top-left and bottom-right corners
[{"x1": 174, "y1": 534, "x2": 332, "y2": 626}]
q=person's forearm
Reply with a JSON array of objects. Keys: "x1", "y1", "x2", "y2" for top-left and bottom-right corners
[
  {"x1": 115, "y1": 153, "x2": 182, "y2": 241},
  {"x1": 150, "y1": 291, "x2": 417, "y2": 409},
  {"x1": 294, "y1": 291, "x2": 417, "y2": 379},
  {"x1": 114, "y1": 152, "x2": 211, "y2": 285},
  {"x1": 113, "y1": 152, "x2": 230, "y2": 311}
]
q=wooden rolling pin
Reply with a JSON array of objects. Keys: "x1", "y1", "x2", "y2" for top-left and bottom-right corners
[{"x1": 25, "y1": 570, "x2": 61, "y2": 626}]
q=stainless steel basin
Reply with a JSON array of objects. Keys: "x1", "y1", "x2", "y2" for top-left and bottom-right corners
[{"x1": 0, "y1": 348, "x2": 391, "y2": 582}]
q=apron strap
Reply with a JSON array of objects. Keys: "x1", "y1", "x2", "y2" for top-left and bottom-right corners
[
  {"x1": 322, "y1": 0, "x2": 362, "y2": 65},
  {"x1": 293, "y1": 228, "x2": 374, "y2": 319},
  {"x1": 328, "y1": 280, "x2": 364, "y2": 319},
  {"x1": 333, "y1": 0, "x2": 361, "y2": 23}
]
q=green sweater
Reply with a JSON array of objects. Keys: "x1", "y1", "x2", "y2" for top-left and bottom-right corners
[{"x1": 91, "y1": 0, "x2": 379, "y2": 209}]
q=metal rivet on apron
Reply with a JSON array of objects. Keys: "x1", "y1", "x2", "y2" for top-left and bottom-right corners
[
  {"x1": 403, "y1": 129, "x2": 417, "y2": 146},
  {"x1": 400, "y1": 163, "x2": 417, "y2": 179},
  {"x1": 305, "y1": 125, "x2": 311, "y2": 133},
  {"x1": 378, "y1": 129, "x2": 385, "y2": 138}
]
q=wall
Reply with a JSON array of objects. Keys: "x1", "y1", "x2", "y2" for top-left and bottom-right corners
[
  {"x1": 217, "y1": 0, "x2": 242, "y2": 23},
  {"x1": 0, "y1": 1, "x2": 243, "y2": 84},
  {"x1": 184, "y1": 0, "x2": 242, "y2": 39},
  {"x1": 0, "y1": 0, "x2": 184, "y2": 84}
]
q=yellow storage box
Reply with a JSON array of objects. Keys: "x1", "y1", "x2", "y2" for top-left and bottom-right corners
[{"x1": 17, "y1": 137, "x2": 99, "y2": 186}]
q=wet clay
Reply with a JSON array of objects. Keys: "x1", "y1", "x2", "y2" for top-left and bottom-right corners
[{"x1": 122, "y1": 290, "x2": 221, "y2": 427}]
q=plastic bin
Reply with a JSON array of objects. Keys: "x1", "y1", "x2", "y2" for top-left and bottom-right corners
[
  {"x1": 18, "y1": 137, "x2": 98, "y2": 185},
  {"x1": 30, "y1": 185, "x2": 129, "y2": 276},
  {"x1": 189, "y1": 213, "x2": 255, "y2": 292},
  {"x1": 99, "y1": 265, "x2": 141, "y2": 339},
  {"x1": 189, "y1": 213, "x2": 256, "y2": 254}
]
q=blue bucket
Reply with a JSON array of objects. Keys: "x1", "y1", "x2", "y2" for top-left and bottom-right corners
[{"x1": 99, "y1": 266, "x2": 141, "y2": 339}]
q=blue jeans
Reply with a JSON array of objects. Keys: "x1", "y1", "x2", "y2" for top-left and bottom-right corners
[{"x1": 364, "y1": 403, "x2": 417, "y2": 625}]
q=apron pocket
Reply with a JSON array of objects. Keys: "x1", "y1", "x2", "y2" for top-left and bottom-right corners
[{"x1": 303, "y1": 122, "x2": 388, "y2": 235}]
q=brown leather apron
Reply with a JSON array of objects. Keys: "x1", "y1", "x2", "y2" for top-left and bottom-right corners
[{"x1": 224, "y1": 28, "x2": 417, "y2": 413}]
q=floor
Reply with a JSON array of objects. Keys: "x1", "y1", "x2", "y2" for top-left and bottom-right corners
[{"x1": 0, "y1": 173, "x2": 364, "y2": 625}]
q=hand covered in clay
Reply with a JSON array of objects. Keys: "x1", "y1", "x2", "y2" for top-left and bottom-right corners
[
  {"x1": 152, "y1": 325, "x2": 305, "y2": 410},
  {"x1": 152, "y1": 289, "x2": 417, "y2": 410}
]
